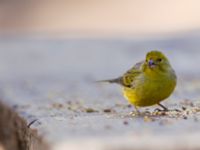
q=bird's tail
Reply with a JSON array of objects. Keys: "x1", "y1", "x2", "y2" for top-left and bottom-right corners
[{"x1": 96, "y1": 77, "x2": 122, "y2": 85}]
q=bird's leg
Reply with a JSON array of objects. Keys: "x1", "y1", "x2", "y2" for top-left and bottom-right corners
[
  {"x1": 158, "y1": 103, "x2": 169, "y2": 111},
  {"x1": 134, "y1": 106, "x2": 140, "y2": 113},
  {"x1": 129, "y1": 106, "x2": 140, "y2": 116}
]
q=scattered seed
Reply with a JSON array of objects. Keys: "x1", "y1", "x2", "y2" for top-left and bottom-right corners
[
  {"x1": 67, "y1": 106, "x2": 72, "y2": 110},
  {"x1": 144, "y1": 116, "x2": 155, "y2": 122},
  {"x1": 103, "y1": 109, "x2": 112, "y2": 113},
  {"x1": 85, "y1": 108, "x2": 98, "y2": 113},
  {"x1": 52, "y1": 103, "x2": 63, "y2": 109},
  {"x1": 153, "y1": 110, "x2": 166, "y2": 116},
  {"x1": 182, "y1": 106, "x2": 187, "y2": 111}
]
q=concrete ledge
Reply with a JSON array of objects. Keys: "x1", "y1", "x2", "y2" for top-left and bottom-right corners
[{"x1": 0, "y1": 101, "x2": 48, "y2": 150}]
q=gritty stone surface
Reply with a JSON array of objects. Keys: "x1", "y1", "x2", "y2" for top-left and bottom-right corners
[
  {"x1": 0, "y1": 144, "x2": 5, "y2": 150},
  {"x1": 0, "y1": 36, "x2": 200, "y2": 149},
  {"x1": 0, "y1": 102, "x2": 47, "y2": 150}
]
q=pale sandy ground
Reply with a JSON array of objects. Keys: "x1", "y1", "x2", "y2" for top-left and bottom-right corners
[
  {"x1": 1, "y1": 0, "x2": 200, "y2": 37},
  {"x1": 0, "y1": 37, "x2": 200, "y2": 150}
]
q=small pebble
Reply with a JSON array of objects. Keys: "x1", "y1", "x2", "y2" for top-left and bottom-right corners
[
  {"x1": 127, "y1": 104, "x2": 132, "y2": 108},
  {"x1": 183, "y1": 116, "x2": 188, "y2": 120},
  {"x1": 103, "y1": 109, "x2": 112, "y2": 113},
  {"x1": 123, "y1": 120, "x2": 129, "y2": 125}
]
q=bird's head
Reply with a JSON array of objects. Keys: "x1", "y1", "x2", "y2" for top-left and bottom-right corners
[{"x1": 144, "y1": 50, "x2": 171, "y2": 72}]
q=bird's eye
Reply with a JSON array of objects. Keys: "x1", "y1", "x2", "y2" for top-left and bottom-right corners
[{"x1": 157, "y1": 58, "x2": 162, "y2": 62}]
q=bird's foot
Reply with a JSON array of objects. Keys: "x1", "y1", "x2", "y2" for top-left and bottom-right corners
[
  {"x1": 153, "y1": 107, "x2": 182, "y2": 116},
  {"x1": 153, "y1": 108, "x2": 168, "y2": 116},
  {"x1": 157, "y1": 103, "x2": 169, "y2": 111}
]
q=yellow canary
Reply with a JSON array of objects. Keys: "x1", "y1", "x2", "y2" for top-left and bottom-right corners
[{"x1": 100, "y1": 51, "x2": 177, "y2": 112}]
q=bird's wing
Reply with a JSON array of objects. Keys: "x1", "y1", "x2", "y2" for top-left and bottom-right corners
[
  {"x1": 121, "y1": 61, "x2": 144, "y2": 88},
  {"x1": 97, "y1": 61, "x2": 144, "y2": 88}
]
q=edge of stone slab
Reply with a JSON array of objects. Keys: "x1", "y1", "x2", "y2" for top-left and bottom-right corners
[
  {"x1": 0, "y1": 101, "x2": 49, "y2": 150},
  {"x1": 53, "y1": 134, "x2": 200, "y2": 150}
]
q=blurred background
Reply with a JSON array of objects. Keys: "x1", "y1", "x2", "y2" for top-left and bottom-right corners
[
  {"x1": 1, "y1": 0, "x2": 200, "y2": 37},
  {"x1": 0, "y1": 0, "x2": 200, "y2": 79}
]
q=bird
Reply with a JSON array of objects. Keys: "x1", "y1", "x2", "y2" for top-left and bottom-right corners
[{"x1": 99, "y1": 50, "x2": 177, "y2": 113}]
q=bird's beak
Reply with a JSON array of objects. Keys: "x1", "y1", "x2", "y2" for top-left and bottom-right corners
[{"x1": 148, "y1": 59, "x2": 156, "y2": 68}]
